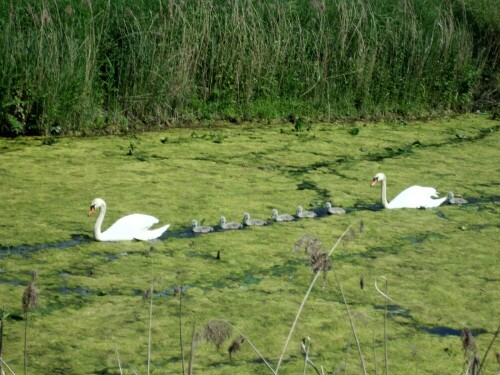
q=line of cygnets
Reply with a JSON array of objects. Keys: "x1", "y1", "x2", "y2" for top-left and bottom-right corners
[
  {"x1": 192, "y1": 202, "x2": 346, "y2": 234},
  {"x1": 88, "y1": 172, "x2": 467, "y2": 242}
]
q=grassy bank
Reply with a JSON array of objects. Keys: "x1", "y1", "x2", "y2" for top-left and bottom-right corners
[
  {"x1": 0, "y1": 114, "x2": 498, "y2": 373},
  {"x1": 1, "y1": 0, "x2": 498, "y2": 136}
]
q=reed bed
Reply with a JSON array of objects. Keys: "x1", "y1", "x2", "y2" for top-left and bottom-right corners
[{"x1": 0, "y1": 0, "x2": 497, "y2": 136}]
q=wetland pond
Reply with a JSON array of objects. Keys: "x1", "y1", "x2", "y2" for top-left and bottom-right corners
[{"x1": 0, "y1": 114, "x2": 498, "y2": 374}]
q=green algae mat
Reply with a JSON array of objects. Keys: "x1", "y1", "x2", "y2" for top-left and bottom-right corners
[{"x1": 0, "y1": 114, "x2": 498, "y2": 374}]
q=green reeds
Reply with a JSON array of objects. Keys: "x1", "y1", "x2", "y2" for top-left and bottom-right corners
[{"x1": 0, "y1": 0, "x2": 495, "y2": 135}]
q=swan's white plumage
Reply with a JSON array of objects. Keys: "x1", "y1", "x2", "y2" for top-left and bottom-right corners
[
  {"x1": 89, "y1": 198, "x2": 170, "y2": 241},
  {"x1": 371, "y1": 173, "x2": 446, "y2": 209}
]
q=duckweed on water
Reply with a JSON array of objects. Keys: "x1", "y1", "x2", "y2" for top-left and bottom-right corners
[{"x1": 0, "y1": 115, "x2": 498, "y2": 374}]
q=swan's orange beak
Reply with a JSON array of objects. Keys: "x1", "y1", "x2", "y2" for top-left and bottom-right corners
[
  {"x1": 88, "y1": 206, "x2": 96, "y2": 216},
  {"x1": 370, "y1": 178, "x2": 379, "y2": 187}
]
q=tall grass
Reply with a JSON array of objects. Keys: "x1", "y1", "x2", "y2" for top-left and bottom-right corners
[{"x1": 0, "y1": 0, "x2": 496, "y2": 136}]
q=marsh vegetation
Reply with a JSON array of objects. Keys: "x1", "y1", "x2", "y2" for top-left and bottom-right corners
[
  {"x1": 1, "y1": 0, "x2": 499, "y2": 136},
  {"x1": 0, "y1": 114, "x2": 498, "y2": 374}
]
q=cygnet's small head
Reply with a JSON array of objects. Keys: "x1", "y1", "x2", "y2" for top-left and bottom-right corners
[
  {"x1": 271, "y1": 209, "x2": 278, "y2": 217},
  {"x1": 296, "y1": 206, "x2": 304, "y2": 214},
  {"x1": 220, "y1": 216, "x2": 226, "y2": 224},
  {"x1": 89, "y1": 198, "x2": 105, "y2": 216},
  {"x1": 325, "y1": 202, "x2": 332, "y2": 208},
  {"x1": 191, "y1": 220, "x2": 198, "y2": 228},
  {"x1": 447, "y1": 192, "x2": 455, "y2": 199},
  {"x1": 243, "y1": 213, "x2": 250, "y2": 220},
  {"x1": 371, "y1": 173, "x2": 386, "y2": 187}
]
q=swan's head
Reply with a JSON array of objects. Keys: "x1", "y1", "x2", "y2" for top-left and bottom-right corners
[
  {"x1": 271, "y1": 209, "x2": 278, "y2": 217},
  {"x1": 447, "y1": 192, "x2": 454, "y2": 199},
  {"x1": 89, "y1": 198, "x2": 105, "y2": 216},
  {"x1": 325, "y1": 202, "x2": 332, "y2": 208},
  {"x1": 220, "y1": 216, "x2": 226, "y2": 224},
  {"x1": 371, "y1": 173, "x2": 386, "y2": 187},
  {"x1": 243, "y1": 213, "x2": 250, "y2": 220},
  {"x1": 296, "y1": 206, "x2": 303, "y2": 214},
  {"x1": 191, "y1": 220, "x2": 198, "y2": 228}
]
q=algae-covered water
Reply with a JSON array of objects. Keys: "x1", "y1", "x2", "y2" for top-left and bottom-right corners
[{"x1": 0, "y1": 114, "x2": 498, "y2": 374}]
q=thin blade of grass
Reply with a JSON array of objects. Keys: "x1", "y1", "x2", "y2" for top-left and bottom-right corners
[{"x1": 275, "y1": 224, "x2": 354, "y2": 373}]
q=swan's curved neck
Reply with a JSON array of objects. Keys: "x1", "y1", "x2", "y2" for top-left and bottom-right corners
[
  {"x1": 93, "y1": 203, "x2": 106, "y2": 241},
  {"x1": 380, "y1": 178, "x2": 390, "y2": 209}
]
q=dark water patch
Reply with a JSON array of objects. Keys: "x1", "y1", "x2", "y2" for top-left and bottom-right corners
[
  {"x1": 0, "y1": 234, "x2": 92, "y2": 259},
  {"x1": 0, "y1": 279, "x2": 23, "y2": 286},
  {"x1": 59, "y1": 287, "x2": 93, "y2": 296},
  {"x1": 162, "y1": 229, "x2": 202, "y2": 240},
  {"x1": 132, "y1": 285, "x2": 192, "y2": 298},
  {"x1": 162, "y1": 226, "x2": 244, "y2": 241},
  {"x1": 452, "y1": 125, "x2": 499, "y2": 143},
  {"x1": 374, "y1": 304, "x2": 416, "y2": 321},
  {"x1": 295, "y1": 180, "x2": 333, "y2": 203},
  {"x1": 269, "y1": 259, "x2": 301, "y2": 277},
  {"x1": 351, "y1": 201, "x2": 381, "y2": 212},
  {"x1": 242, "y1": 272, "x2": 261, "y2": 285},
  {"x1": 363, "y1": 244, "x2": 402, "y2": 259},
  {"x1": 484, "y1": 277, "x2": 500, "y2": 282},
  {"x1": 366, "y1": 142, "x2": 420, "y2": 161},
  {"x1": 401, "y1": 231, "x2": 447, "y2": 245},
  {"x1": 334, "y1": 252, "x2": 372, "y2": 265},
  {"x1": 421, "y1": 326, "x2": 488, "y2": 337},
  {"x1": 464, "y1": 195, "x2": 500, "y2": 205},
  {"x1": 91, "y1": 251, "x2": 129, "y2": 260},
  {"x1": 361, "y1": 125, "x2": 499, "y2": 163},
  {"x1": 466, "y1": 223, "x2": 500, "y2": 232},
  {"x1": 436, "y1": 210, "x2": 448, "y2": 219},
  {"x1": 203, "y1": 270, "x2": 265, "y2": 290},
  {"x1": 186, "y1": 250, "x2": 222, "y2": 261}
]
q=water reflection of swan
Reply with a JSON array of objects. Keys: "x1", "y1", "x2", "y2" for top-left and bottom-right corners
[
  {"x1": 88, "y1": 198, "x2": 170, "y2": 241},
  {"x1": 370, "y1": 173, "x2": 447, "y2": 209}
]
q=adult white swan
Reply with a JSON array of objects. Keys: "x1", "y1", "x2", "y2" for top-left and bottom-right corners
[
  {"x1": 370, "y1": 173, "x2": 447, "y2": 209},
  {"x1": 88, "y1": 198, "x2": 170, "y2": 241}
]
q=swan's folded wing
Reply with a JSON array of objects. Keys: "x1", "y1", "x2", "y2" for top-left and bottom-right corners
[
  {"x1": 109, "y1": 214, "x2": 159, "y2": 231},
  {"x1": 100, "y1": 214, "x2": 160, "y2": 241},
  {"x1": 390, "y1": 185, "x2": 444, "y2": 209},
  {"x1": 133, "y1": 224, "x2": 170, "y2": 241}
]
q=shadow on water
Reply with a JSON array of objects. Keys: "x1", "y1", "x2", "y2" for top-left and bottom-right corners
[
  {"x1": 420, "y1": 326, "x2": 488, "y2": 337},
  {"x1": 0, "y1": 234, "x2": 93, "y2": 259},
  {"x1": 372, "y1": 305, "x2": 490, "y2": 338}
]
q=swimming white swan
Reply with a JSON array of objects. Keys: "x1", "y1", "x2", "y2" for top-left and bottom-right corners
[
  {"x1": 88, "y1": 198, "x2": 170, "y2": 241},
  {"x1": 370, "y1": 173, "x2": 447, "y2": 209}
]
